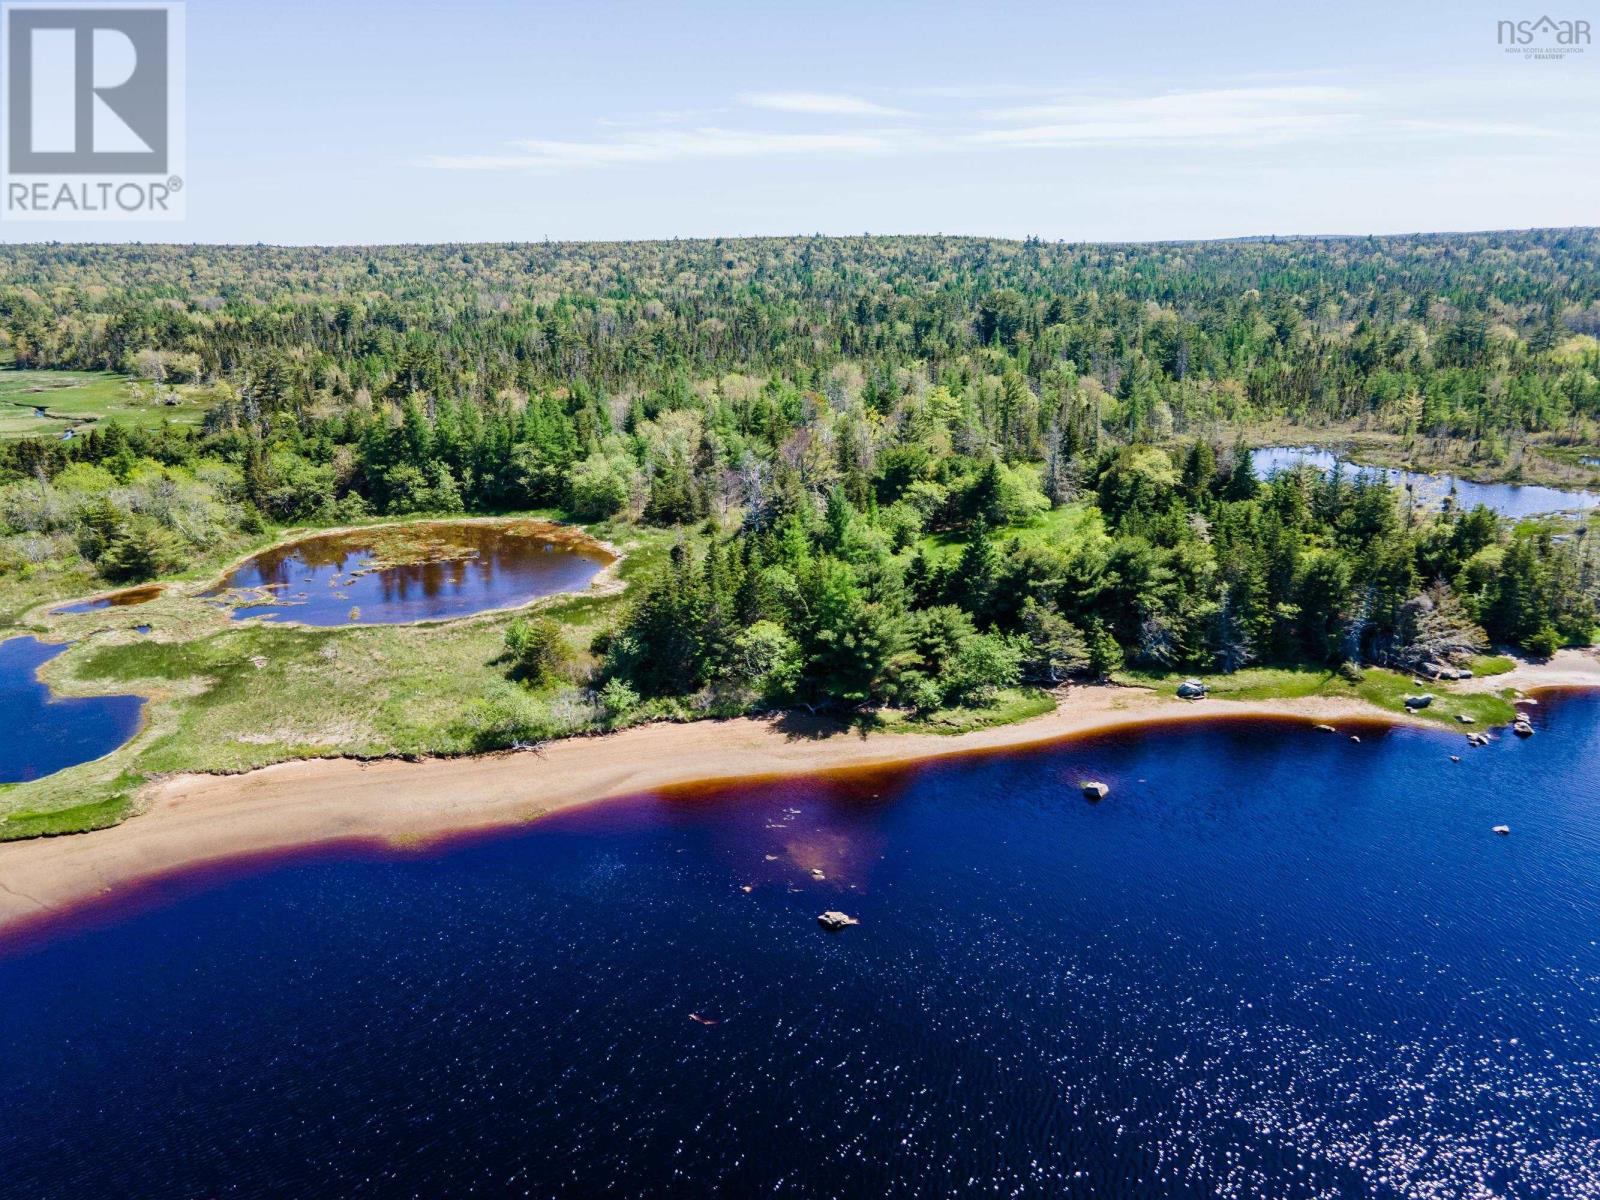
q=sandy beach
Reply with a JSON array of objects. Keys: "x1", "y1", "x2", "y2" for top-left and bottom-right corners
[{"x1": 3, "y1": 650, "x2": 1597, "y2": 941}]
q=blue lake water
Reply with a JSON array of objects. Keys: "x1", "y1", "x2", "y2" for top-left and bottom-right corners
[
  {"x1": 0, "y1": 636, "x2": 144, "y2": 784},
  {"x1": 3, "y1": 695, "x2": 1600, "y2": 1197},
  {"x1": 1252, "y1": 446, "x2": 1600, "y2": 518}
]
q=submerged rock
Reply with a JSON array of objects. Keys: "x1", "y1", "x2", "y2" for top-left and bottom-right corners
[
  {"x1": 1492, "y1": 825, "x2": 1511, "y2": 836},
  {"x1": 1081, "y1": 781, "x2": 1109, "y2": 801},
  {"x1": 1313, "y1": 723, "x2": 1335, "y2": 733},
  {"x1": 817, "y1": 911, "x2": 859, "y2": 931},
  {"x1": 1513, "y1": 720, "x2": 1534, "y2": 738}
]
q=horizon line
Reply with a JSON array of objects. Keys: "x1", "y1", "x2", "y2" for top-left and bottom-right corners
[{"x1": 1, "y1": 224, "x2": 1596, "y2": 253}]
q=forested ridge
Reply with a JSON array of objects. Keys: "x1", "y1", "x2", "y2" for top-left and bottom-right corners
[
  {"x1": 3, "y1": 231, "x2": 1598, "y2": 727},
  {"x1": 6, "y1": 231, "x2": 1600, "y2": 435}
]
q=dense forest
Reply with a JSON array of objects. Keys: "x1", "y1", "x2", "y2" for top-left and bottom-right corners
[{"x1": 3, "y1": 232, "x2": 1598, "y2": 718}]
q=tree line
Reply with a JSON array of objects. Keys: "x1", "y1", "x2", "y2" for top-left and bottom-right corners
[{"x1": 1, "y1": 233, "x2": 1596, "y2": 721}]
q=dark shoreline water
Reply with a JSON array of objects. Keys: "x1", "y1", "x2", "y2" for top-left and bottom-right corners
[
  {"x1": 0, "y1": 711, "x2": 1414, "y2": 957},
  {"x1": 3, "y1": 697, "x2": 1599, "y2": 1197},
  {"x1": 205, "y1": 520, "x2": 613, "y2": 626},
  {"x1": 0, "y1": 636, "x2": 144, "y2": 783}
]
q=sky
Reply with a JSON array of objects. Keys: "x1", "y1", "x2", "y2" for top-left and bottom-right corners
[{"x1": 2, "y1": 0, "x2": 1597, "y2": 244}]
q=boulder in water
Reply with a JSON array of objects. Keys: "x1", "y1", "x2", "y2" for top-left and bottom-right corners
[
  {"x1": 1513, "y1": 719, "x2": 1534, "y2": 738},
  {"x1": 1492, "y1": 825, "x2": 1511, "y2": 836},
  {"x1": 817, "y1": 911, "x2": 859, "y2": 931},
  {"x1": 1081, "y1": 781, "x2": 1109, "y2": 801}
]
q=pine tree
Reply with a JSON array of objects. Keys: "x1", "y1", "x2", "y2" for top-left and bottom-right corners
[{"x1": 951, "y1": 521, "x2": 1000, "y2": 622}]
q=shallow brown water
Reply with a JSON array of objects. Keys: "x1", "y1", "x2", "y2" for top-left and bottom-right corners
[{"x1": 51, "y1": 584, "x2": 162, "y2": 615}]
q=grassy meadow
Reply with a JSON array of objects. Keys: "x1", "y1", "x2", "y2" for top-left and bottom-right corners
[
  {"x1": 0, "y1": 516, "x2": 678, "y2": 840},
  {"x1": 0, "y1": 368, "x2": 214, "y2": 440},
  {"x1": 1116, "y1": 663, "x2": 1520, "y2": 728}
]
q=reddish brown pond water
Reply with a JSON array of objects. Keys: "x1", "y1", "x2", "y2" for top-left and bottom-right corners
[
  {"x1": 51, "y1": 584, "x2": 163, "y2": 615},
  {"x1": 204, "y1": 520, "x2": 612, "y2": 626}
]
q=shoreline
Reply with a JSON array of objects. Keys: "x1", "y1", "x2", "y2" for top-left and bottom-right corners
[
  {"x1": 1238, "y1": 427, "x2": 1600, "y2": 495},
  {"x1": 3, "y1": 652, "x2": 1597, "y2": 945}
]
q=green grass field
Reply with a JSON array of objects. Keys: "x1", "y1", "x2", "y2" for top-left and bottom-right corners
[
  {"x1": 1116, "y1": 663, "x2": 1519, "y2": 727},
  {"x1": 854, "y1": 687, "x2": 1057, "y2": 735},
  {"x1": 918, "y1": 501, "x2": 1107, "y2": 562},
  {"x1": 0, "y1": 368, "x2": 213, "y2": 439}
]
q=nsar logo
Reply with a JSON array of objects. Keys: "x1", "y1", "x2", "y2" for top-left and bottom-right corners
[{"x1": 1496, "y1": 14, "x2": 1591, "y2": 59}]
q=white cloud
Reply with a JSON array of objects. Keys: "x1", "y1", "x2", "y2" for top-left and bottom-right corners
[
  {"x1": 983, "y1": 85, "x2": 1362, "y2": 123},
  {"x1": 1388, "y1": 118, "x2": 1563, "y2": 139},
  {"x1": 421, "y1": 80, "x2": 1595, "y2": 173},
  {"x1": 892, "y1": 82, "x2": 1061, "y2": 100},
  {"x1": 425, "y1": 127, "x2": 900, "y2": 171},
  {"x1": 971, "y1": 86, "x2": 1364, "y2": 147},
  {"x1": 738, "y1": 91, "x2": 910, "y2": 116}
]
